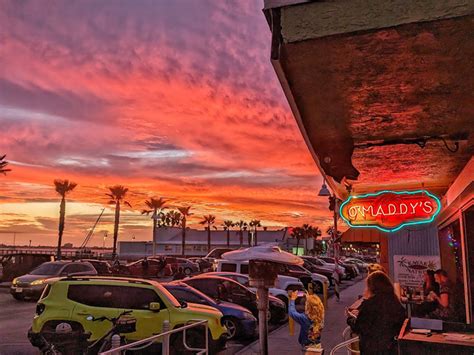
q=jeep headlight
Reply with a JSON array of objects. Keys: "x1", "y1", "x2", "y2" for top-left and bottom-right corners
[
  {"x1": 12, "y1": 278, "x2": 18, "y2": 285},
  {"x1": 31, "y1": 279, "x2": 45, "y2": 286}
]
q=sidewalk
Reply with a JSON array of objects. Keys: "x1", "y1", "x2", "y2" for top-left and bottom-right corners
[{"x1": 237, "y1": 277, "x2": 366, "y2": 355}]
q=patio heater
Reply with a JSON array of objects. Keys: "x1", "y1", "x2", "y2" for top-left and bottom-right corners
[{"x1": 222, "y1": 245, "x2": 303, "y2": 355}]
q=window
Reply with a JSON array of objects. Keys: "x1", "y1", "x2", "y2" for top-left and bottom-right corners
[
  {"x1": 235, "y1": 276, "x2": 250, "y2": 287},
  {"x1": 186, "y1": 279, "x2": 218, "y2": 298},
  {"x1": 63, "y1": 264, "x2": 93, "y2": 274},
  {"x1": 170, "y1": 289, "x2": 207, "y2": 305},
  {"x1": 240, "y1": 264, "x2": 249, "y2": 274},
  {"x1": 439, "y1": 219, "x2": 466, "y2": 322},
  {"x1": 220, "y1": 263, "x2": 236, "y2": 272},
  {"x1": 30, "y1": 263, "x2": 64, "y2": 276},
  {"x1": 463, "y1": 206, "x2": 474, "y2": 321},
  {"x1": 68, "y1": 285, "x2": 165, "y2": 310}
]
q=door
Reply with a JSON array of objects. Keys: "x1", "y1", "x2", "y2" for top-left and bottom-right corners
[
  {"x1": 224, "y1": 281, "x2": 257, "y2": 315},
  {"x1": 114, "y1": 286, "x2": 170, "y2": 341},
  {"x1": 68, "y1": 284, "x2": 123, "y2": 341}
]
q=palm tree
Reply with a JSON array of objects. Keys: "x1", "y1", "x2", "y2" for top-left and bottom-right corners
[
  {"x1": 302, "y1": 224, "x2": 313, "y2": 255},
  {"x1": 178, "y1": 206, "x2": 192, "y2": 256},
  {"x1": 291, "y1": 227, "x2": 305, "y2": 255},
  {"x1": 54, "y1": 179, "x2": 77, "y2": 260},
  {"x1": 0, "y1": 155, "x2": 11, "y2": 175},
  {"x1": 106, "y1": 185, "x2": 131, "y2": 259},
  {"x1": 200, "y1": 215, "x2": 216, "y2": 252},
  {"x1": 234, "y1": 220, "x2": 248, "y2": 247},
  {"x1": 222, "y1": 220, "x2": 234, "y2": 247},
  {"x1": 141, "y1": 197, "x2": 167, "y2": 257},
  {"x1": 249, "y1": 219, "x2": 261, "y2": 246}
]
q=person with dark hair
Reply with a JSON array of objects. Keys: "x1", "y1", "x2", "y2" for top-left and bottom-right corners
[
  {"x1": 347, "y1": 271, "x2": 406, "y2": 355},
  {"x1": 429, "y1": 269, "x2": 456, "y2": 321},
  {"x1": 423, "y1": 269, "x2": 439, "y2": 296},
  {"x1": 415, "y1": 270, "x2": 440, "y2": 316}
]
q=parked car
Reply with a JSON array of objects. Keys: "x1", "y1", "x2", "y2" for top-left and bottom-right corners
[
  {"x1": 164, "y1": 282, "x2": 257, "y2": 340},
  {"x1": 207, "y1": 271, "x2": 304, "y2": 306},
  {"x1": 11, "y1": 261, "x2": 97, "y2": 300},
  {"x1": 215, "y1": 260, "x2": 305, "y2": 291},
  {"x1": 342, "y1": 258, "x2": 369, "y2": 273},
  {"x1": 216, "y1": 258, "x2": 329, "y2": 293},
  {"x1": 28, "y1": 276, "x2": 227, "y2": 354},
  {"x1": 205, "y1": 248, "x2": 234, "y2": 260},
  {"x1": 181, "y1": 275, "x2": 286, "y2": 324},
  {"x1": 119, "y1": 258, "x2": 166, "y2": 277},
  {"x1": 1, "y1": 253, "x2": 53, "y2": 282},
  {"x1": 314, "y1": 257, "x2": 346, "y2": 278},
  {"x1": 78, "y1": 259, "x2": 112, "y2": 275},
  {"x1": 317, "y1": 257, "x2": 359, "y2": 279},
  {"x1": 163, "y1": 257, "x2": 200, "y2": 275},
  {"x1": 301, "y1": 257, "x2": 335, "y2": 284},
  {"x1": 188, "y1": 257, "x2": 214, "y2": 272}
]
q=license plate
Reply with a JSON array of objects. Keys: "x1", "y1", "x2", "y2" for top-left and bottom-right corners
[{"x1": 15, "y1": 287, "x2": 23, "y2": 293}]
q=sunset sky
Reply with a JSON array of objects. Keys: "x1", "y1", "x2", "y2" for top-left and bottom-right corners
[{"x1": 0, "y1": 0, "x2": 331, "y2": 247}]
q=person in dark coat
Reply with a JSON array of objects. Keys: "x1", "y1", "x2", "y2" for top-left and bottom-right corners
[{"x1": 347, "y1": 271, "x2": 406, "y2": 355}]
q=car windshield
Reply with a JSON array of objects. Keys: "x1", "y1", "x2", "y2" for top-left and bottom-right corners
[{"x1": 30, "y1": 263, "x2": 64, "y2": 275}]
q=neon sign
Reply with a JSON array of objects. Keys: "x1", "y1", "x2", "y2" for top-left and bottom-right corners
[{"x1": 339, "y1": 190, "x2": 441, "y2": 233}]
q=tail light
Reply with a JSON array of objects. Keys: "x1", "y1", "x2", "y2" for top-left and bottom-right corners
[{"x1": 36, "y1": 303, "x2": 46, "y2": 315}]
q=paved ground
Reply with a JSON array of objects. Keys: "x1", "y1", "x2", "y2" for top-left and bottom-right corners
[
  {"x1": 0, "y1": 289, "x2": 38, "y2": 355},
  {"x1": 237, "y1": 276, "x2": 366, "y2": 355},
  {"x1": 0, "y1": 276, "x2": 363, "y2": 355}
]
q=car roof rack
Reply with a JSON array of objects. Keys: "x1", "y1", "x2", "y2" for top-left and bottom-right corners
[{"x1": 59, "y1": 275, "x2": 154, "y2": 286}]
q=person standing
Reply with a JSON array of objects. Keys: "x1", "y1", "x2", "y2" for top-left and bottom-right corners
[
  {"x1": 347, "y1": 271, "x2": 406, "y2": 355},
  {"x1": 288, "y1": 291, "x2": 325, "y2": 353}
]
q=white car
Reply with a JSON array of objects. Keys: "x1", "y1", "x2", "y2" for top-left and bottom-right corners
[{"x1": 216, "y1": 259, "x2": 329, "y2": 294}]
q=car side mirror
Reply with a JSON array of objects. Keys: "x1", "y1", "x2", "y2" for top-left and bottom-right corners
[{"x1": 149, "y1": 302, "x2": 161, "y2": 312}]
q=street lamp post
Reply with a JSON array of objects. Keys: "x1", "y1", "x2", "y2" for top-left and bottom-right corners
[
  {"x1": 222, "y1": 245, "x2": 303, "y2": 355},
  {"x1": 318, "y1": 181, "x2": 341, "y2": 278}
]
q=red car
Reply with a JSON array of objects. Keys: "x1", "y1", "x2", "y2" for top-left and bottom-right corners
[{"x1": 122, "y1": 256, "x2": 199, "y2": 277}]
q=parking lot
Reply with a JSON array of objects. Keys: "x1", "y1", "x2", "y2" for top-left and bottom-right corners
[
  {"x1": 0, "y1": 286, "x2": 272, "y2": 355},
  {"x1": 0, "y1": 275, "x2": 361, "y2": 355},
  {"x1": 0, "y1": 287, "x2": 37, "y2": 354}
]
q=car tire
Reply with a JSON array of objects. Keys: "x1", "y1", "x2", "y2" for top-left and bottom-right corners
[
  {"x1": 183, "y1": 267, "x2": 192, "y2": 276},
  {"x1": 312, "y1": 281, "x2": 323, "y2": 294},
  {"x1": 12, "y1": 293, "x2": 24, "y2": 301},
  {"x1": 222, "y1": 317, "x2": 240, "y2": 340}
]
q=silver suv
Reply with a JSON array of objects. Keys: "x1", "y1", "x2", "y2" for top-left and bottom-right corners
[{"x1": 11, "y1": 261, "x2": 97, "y2": 300}]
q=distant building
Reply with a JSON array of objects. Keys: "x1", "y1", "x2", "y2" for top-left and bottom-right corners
[{"x1": 118, "y1": 227, "x2": 308, "y2": 259}]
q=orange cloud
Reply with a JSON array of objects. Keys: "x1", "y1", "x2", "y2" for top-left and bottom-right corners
[{"x1": 0, "y1": 0, "x2": 332, "y2": 246}]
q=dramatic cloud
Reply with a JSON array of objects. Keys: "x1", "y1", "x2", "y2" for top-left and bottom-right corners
[{"x1": 0, "y1": 0, "x2": 330, "y2": 246}]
